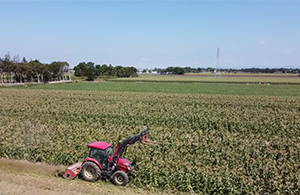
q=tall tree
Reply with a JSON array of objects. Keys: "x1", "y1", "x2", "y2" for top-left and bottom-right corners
[
  {"x1": 2, "y1": 53, "x2": 14, "y2": 83},
  {"x1": 49, "y1": 61, "x2": 68, "y2": 81},
  {"x1": 95, "y1": 64, "x2": 102, "y2": 76},
  {"x1": 29, "y1": 60, "x2": 44, "y2": 83},
  {"x1": 74, "y1": 62, "x2": 87, "y2": 76},
  {"x1": 85, "y1": 62, "x2": 96, "y2": 81},
  {"x1": 16, "y1": 62, "x2": 29, "y2": 83},
  {"x1": 4, "y1": 52, "x2": 11, "y2": 61},
  {"x1": 12, "y1": 55, "x2": 20, "y2": 63},
  {"x1": 0, "y1": 61, "x2": 4, "y2": 84},
  {"x1": 22, "y1": 57, "x2": 28, "y2": 63},
  {"x1": 74, "y1": 62, "x2": 96, "y2": 81}
]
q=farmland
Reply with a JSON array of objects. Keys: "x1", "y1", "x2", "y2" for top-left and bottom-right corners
[
  {"x1": 112, "y1": 74, "x2": 300, "y2": 84},
  {"x1": 13, "y1": 81, "x2": 300, "y2": 96},
  {"x1": 0, "y1": 81, "x2": 300, "y2": 194}
]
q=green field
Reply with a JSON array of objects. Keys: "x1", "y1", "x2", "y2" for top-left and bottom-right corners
[
  {"x1": 186, "y1": 73, "x2": 299, "y2": 77},
  {"x1": 1, "y1": 81, "x2": 300, "y2": 194},
  {"x1": 16, "y1": 81, "x2": 300, "y2": 97},
  {"x1": 112, "y1": 74, "x2": 300, "y2": 84}
]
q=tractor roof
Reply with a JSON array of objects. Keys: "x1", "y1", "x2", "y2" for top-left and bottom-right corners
[{"x1": 88, "y1": 141, "x2": 112, "y2": 150}]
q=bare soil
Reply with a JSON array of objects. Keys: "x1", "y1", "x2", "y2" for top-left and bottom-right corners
[{"x1": 0, "y1": 158, "x2": 170, "y2": 195}]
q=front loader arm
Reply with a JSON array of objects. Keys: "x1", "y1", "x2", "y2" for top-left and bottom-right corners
[{"x1": 113, "y1": 127, "x2": 151, "y2": 159}]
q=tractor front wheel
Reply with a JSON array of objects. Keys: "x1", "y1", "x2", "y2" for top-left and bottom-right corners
[
  {"x1": 111, "y1": 171, "x2": 129, "y2": 186},
  {"x1": 81, "y1": 162, "x2": 101, "y2": 182}
]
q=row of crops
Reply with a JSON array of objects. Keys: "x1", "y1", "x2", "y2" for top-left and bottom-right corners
[{"x1": 0, "y1": 88, "x2": 299, "y2": 194}]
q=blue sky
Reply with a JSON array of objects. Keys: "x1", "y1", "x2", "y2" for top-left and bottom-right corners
[{"x1": 1, "y1": 1, "x2": 299, "y2": 69}]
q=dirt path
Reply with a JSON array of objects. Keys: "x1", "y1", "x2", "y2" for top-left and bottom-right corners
[{"x1": 0, "y1": 158, "x2": 170, "y2": 195}]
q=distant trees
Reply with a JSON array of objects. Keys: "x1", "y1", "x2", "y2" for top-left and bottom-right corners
[
  {"x1": 74, "y1": 62, "x2": 97, "y2": 81},
  {"x1": 74, "y1": 62, "x2": 138, "y2": 81},
  {"x1": 2, "y1": 51, "x2": 298, "y2": 84},
  {"x1": 0, "y1": 52, "x2": 138, "y2": 83},
  {"x1": 166, "y1": 67, "x2": 185, "y2": 75},
  {"x1": 156, "y1": 67, "x2": 197, "y2": 75},
  {"x1": 0, "y1": 52, "x2": 70, "y2": 84},
  {"x1": 240, "y1": 67, "x2": 299, "y2": 74},
  {"x1": 154, "y1": 66, "x2": 300, "y2": 75}
]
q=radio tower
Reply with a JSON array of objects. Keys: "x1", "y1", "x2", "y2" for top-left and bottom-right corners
[{"x1": 215, "y1": 47, "x2": 221, "y2": 77}]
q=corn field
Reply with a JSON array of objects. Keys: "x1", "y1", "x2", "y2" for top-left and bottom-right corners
[{"x1": 0, "y1": 88, "x2": 299, "y2": 194}]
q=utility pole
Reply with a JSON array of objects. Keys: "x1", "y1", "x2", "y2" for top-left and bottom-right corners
[{"x1": 215, "y1": 47, "x2": 221, "y2": 78}]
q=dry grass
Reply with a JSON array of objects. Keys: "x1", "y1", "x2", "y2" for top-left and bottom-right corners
[{"x1": 0, "y1": 158, "x2": 174, "y2": 195}]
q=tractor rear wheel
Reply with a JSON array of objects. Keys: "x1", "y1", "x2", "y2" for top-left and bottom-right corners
[
  {"x1": 81, "y1": 162, "x2": 101, "y2": 182},
  {"x1": 111, "y1": 171, "x2": 129, "y2": 186}
]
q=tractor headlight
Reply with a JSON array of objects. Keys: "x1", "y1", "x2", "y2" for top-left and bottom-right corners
[{"x1": 124, "y1": 163, "x2": 131, "y2": 171}]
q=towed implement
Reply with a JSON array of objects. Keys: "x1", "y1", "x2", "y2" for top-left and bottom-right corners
[{"x1": 56, "y1": 127, "x2": 154, "y2": 186}]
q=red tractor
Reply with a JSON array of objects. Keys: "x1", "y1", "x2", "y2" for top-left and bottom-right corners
[{"x1": 57, "y1": 127, "x2": 153, "y2": 186}]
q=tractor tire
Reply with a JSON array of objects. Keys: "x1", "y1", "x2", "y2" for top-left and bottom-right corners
[
  {"x1": 81, "y1": 162, "x2": 101, "y2": 182},
  {"x1": 111, "y1": 171, "x2": 129, "y2": 186}
]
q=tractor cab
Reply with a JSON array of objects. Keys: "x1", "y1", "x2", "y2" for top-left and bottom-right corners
[{"x1": 87, "y1": 141, "x2": 114, "y2": 170}]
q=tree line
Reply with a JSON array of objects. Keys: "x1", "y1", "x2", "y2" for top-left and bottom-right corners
[
  {"x1": 0, "y1": 52, "x2": 70, "y2": 84},
  {"x1": 0, "y1": 52, "x2": 138, "y2": 83},
  {"x1": 1, "y1": 51, "x2": 297, "y2": 84},
  {"x1": 74, "y1": 62, "x2": 138, "y2": 81},
  {"x1": 153, "y1": 66, "x2": 300, "y2": 75}
]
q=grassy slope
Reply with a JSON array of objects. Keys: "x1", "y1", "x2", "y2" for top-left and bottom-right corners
[{"x1": 16, "y1": 81, "x2": 300, "y2": 97}]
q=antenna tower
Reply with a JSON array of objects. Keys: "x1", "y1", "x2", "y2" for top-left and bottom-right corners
[{"x1": 215, "y1": 47, "x2": 221, "y2": 77}]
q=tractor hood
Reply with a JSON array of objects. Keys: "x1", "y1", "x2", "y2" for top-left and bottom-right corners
[
  {"x1": 118, "y1": 158, "x2": 131, "y2": 166},
  {"x1": 109, "y1": 156, "x2": 133, "y2": 172},
  {"x1": 118, "y1": 158, "x2": 133, "y2": 172}
]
